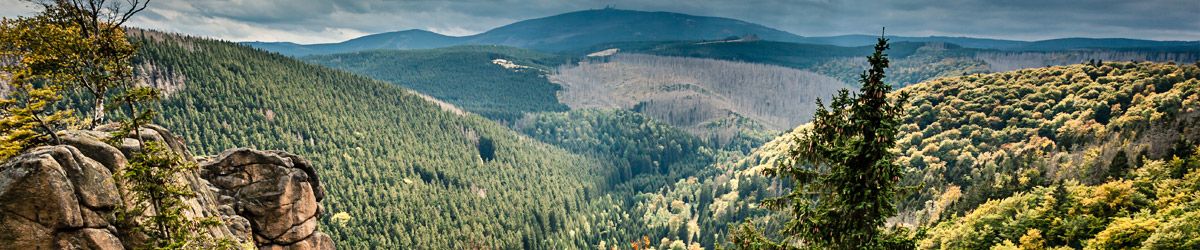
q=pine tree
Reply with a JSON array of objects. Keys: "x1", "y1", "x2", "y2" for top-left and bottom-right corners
[
  {"x1": 733, "y1": 30, "x2": 909, "y2": 249},
  {"x1": 1108, "y1": 150, "x2": 1130, "y2": 179}
]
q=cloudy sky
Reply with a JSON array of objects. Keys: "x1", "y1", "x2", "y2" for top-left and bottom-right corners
[{"x1": 2, "y1": 0, "x2": 1198, "y2": 44}]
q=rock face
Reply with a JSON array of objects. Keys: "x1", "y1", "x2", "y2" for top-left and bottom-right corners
[
  {"x1": 0, "y1": 145, "x2": 123, "y2": 249},
  {"x1": 200, "y1": 149, "x2": 333, "y2": 249},
  {"x1": 0, "y1": 125, "x2": 335, "y2": 250}
]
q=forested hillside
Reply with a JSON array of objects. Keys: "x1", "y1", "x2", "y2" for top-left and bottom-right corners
[
  {"x1": 304, "y1": 46, "x2": 570, "y2": 122},
  {"x1": 709, "y1": 61, "x2": 1199, "y2": 248},
  {"x1": 514, "y1": 109, "x2": 781, "y2": 248},
  {"x1": 551, "y1": 54, "x2": 849, "y2": 138},
  {"x1": 585, "y1": 40, "x2": 1200, "y2": 87},
  {"x1": 125, "y1": 28, "x2": 1200, "y2": 250},
  {"x1": 128, "y1": 31, "x2": 621, "y2": 249},
  {"x1": 516, "y1": 109, "x2": 716, "y2": 191}
]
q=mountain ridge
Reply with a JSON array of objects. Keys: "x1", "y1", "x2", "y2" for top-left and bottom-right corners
[
  {"x1": 245, "y1": 8, "x2": 805, "y2": 56},
  {"x1": 244, "y1": 8, "x2": 1199, "y2": 57}
]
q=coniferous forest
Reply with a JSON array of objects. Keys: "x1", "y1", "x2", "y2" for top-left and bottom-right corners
[{"x1": 2, "y1": 1, "x2": 1199, "y2": 249}]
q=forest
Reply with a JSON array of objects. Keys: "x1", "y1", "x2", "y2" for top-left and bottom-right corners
[
  {"x1": 122, "y1": 31, "x2": 634, "y2": 248},
  {"x1": 551, "y1": 54, "x2": 849, "y2": 138},
  {"x1": 138, "y1": 33, "x2": 1200, "y2": 249},
  {"x1": 304, "y1": 46, "x2": 572, "y2": 122},
  {"x1": 125, "y1": 30, "x2": 794, "y2": 249},
  {"x1": 584, "y1": 39, "x2": 1200, "y2": 87},
  {"x1": 4, "y1": 2, "x2": 1198, "y2": 248},
  {"x1": 704, "y1": 61, "x2": 1200, "y2": 249}
]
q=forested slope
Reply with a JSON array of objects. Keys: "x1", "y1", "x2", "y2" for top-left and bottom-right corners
[
  {"x1": 303, "y1": 46, "x2": 570, "y2": 122},
  {"x1": 584, "y1": 40, "x2": 1200, "y2": 87},
  {"x1": 602, "y1": 62, "x2": 1200, "y2": 248},
  {"x1": 514, "y1": 109, "x2": 777, "y2": 248},
  {"x1": 709, "y1": 61, "x2": 1200, "y2": 248},
  {"x1": 129, "y1": 31, "x2": 617, "y2": 249},
  {"x1": 551, "y1": 54, "x2": 850, "y2": 136}
]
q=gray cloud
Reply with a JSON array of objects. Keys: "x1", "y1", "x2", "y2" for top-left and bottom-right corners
[{"x1": 1, "y1": 0, "x2": 1197, "y2": 44}]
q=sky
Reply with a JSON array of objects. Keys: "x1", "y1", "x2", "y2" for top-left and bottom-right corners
[{"x1": 1, "y1": 0, "x2": 1198, "y2": 44}]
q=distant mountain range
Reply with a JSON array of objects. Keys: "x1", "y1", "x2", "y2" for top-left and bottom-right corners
[
  {"x1": 244, "y1": 8, "x2": 1199, "y2": 56},
  {"x1": 246, "y1": 8, "x2": 801, "y2": 56},
  {"x1": 802, "y1": 35, "x2": 1200, "y2": 51}
]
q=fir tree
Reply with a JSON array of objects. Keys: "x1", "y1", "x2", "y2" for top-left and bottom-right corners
[{"x1": 733, "y1": 29, "x2": 909, "y2": 249}]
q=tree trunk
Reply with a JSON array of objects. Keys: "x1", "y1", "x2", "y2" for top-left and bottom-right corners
[{"x1": 91, "y1": 97, "x2": 105, "y2": 128}]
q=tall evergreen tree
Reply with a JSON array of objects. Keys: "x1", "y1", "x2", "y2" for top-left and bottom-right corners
[{"x1": 733, "y1": 30, "x2": 909, "y2": 249}]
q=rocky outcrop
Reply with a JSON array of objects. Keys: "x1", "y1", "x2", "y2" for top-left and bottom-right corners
[
  {"x1": 200, "y1": 149, "x2": 333, "y2": 249},
  {"x1": 0, "y1": 145, "x2": 123, "y2": 249},
  {"x1": 0, "y1": 125, "x2": 334, "y2": 249}
]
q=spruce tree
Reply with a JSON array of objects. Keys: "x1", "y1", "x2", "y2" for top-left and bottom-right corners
[{"x1": 734, "y1": 30, "x2": 909, "y2": 249}]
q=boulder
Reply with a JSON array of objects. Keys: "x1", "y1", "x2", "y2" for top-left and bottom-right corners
[
  {"x1": 201, "y1": 148, "x2": 330, "y2": 249},
  {"x1": 42, "y1": 146, "x2": 121, "y2": 210},
  {"x1": 59, "y1": 130, "x2": 128, "y2": 172},
  {"x1": 0, "y1": 147, "x2": 87, "y2": 230},
  {"x1": 56, "y1": 228, "x2": 125, "y2": 250},
  {"x1": 0, "y1": 210, "x2": 56, "y2": 249},
  {"x1": 261, "y1": 232, "x2": 335, "y2": 250},
  {"x1": 0, "y1": 145, "x2": 122, "y2": 249}
]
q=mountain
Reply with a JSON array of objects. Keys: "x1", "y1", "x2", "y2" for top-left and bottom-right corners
[
  {"x1": 247, "y1": 8, "x2": 805, "y2": 55},
  {"x1": 245, "y1": 8, "x2": 1199, "y2": 57},
  {"x1": 130, "y1": 30, "x2": 635, "y2": 249},
  {"x1": 463, "y1": 8, "x2": 803, "y2": 51},
  {"x1": 802, "y1": 35, "x2": 1200, "y2": 51},
  {"x1": 580, "y1": 39, "x2": 1200, "y2": 86},
  {"x1": 304, "y1": 46, "x2": 571, "y2": 122},
  {"x1": 301, "y1": 44, "x2": 849, "y2": 147},
  {"x1": 245, "y1": 29, "x2": 459, "y2": 56},
  {"x1": 550, "y1": 53, "x2": 850, "y2": 141}
]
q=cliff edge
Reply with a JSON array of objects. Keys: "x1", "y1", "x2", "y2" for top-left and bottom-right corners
[{"x1": 0, "y1": 125, "x2": 333, "y2": 249}]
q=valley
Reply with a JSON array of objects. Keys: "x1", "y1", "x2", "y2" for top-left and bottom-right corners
[{"x1": 2, "y1": 2, "x2": 1199, "y2": 249}]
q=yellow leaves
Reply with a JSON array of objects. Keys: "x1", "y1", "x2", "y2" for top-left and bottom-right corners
[
  {"x1": 330, "y1": 212, "x2": 352, "y2": 227},
  {"x1": 925, "y1": 185, "x2": 961, "y2": 223},
  {"x1": 1086, "y1": 217, "x2": 1159, "y2": 250},
  {"x1": 1019, "y1": 228, "x2": 1044, "y2": 250},
  {"x1": 1071, "y1": 179, "x2": 1152, "y2": 220}
]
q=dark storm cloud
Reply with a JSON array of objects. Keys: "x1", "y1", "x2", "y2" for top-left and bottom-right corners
[{"x1": 1, "y1": 0, "x2": 1196, "y2": 43}]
